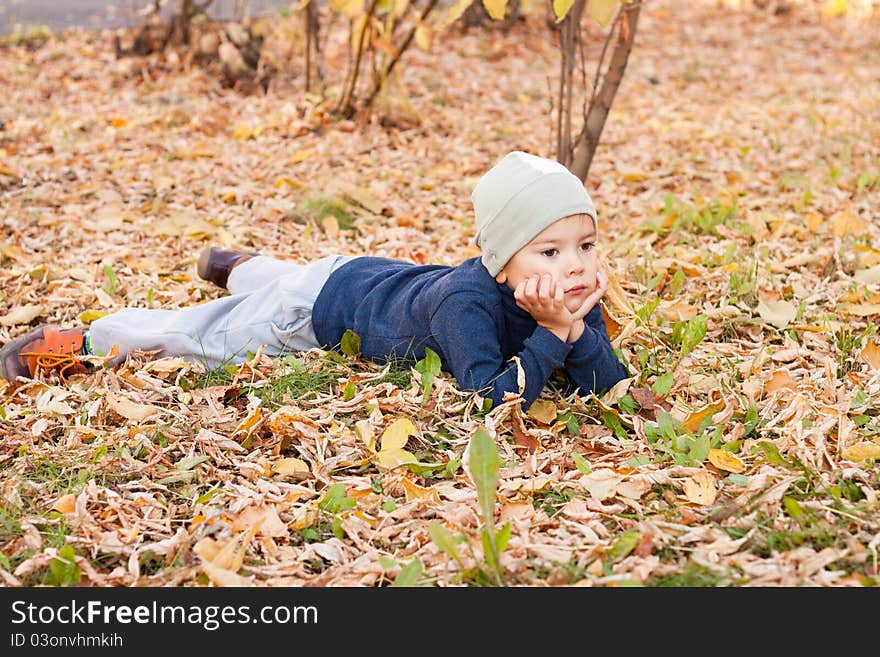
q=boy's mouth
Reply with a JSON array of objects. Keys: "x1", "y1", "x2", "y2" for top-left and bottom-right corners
[{"x1": 565, "y1": 285, "x2": 587, "y2": 296}]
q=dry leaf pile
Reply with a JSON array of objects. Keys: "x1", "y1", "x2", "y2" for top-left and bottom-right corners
[{"x1": 0, "y1": 0, "x2": 878, "y2": 587}]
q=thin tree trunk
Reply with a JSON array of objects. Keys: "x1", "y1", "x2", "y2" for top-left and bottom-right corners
[
  {"x1": 556, "y1": 0, "x2": 586, "y2": 169},
  {"x1": 361, "y1": 0, "x2": 440, "y2": 113},
  {"x1": 569, "y1": 1, "x2": 641, "y2": 181}
]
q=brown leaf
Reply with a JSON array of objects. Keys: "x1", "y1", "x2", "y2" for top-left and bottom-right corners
[{"x1": 511, "y1": 406, "x2": 538, "y2": 453}]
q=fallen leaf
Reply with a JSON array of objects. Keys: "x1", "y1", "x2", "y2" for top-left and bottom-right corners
[
  {"x1": 511, "y1": 407, "x2": 538, "y2": 453},
  {"x1": 683, "y1": 403, "x2": 725, "y2": 433},
  {"x1": 526, "y1": 399, "x2": 557, "y2": 424},
  {"x1": 764, "y1": 370, "x2": 796, "y2": 395},
  {"x1": 401, "y1": 477, "x2": 441, "y2": 503},
  {"x1": 756, "y1": 298, "x2": 797, "y2": 330},
  {"x1": 50, "y1": 493, "x2": 77, "y2": 514},
  {"x1": 0, "y1": 305, "x2": 43, "y2": 326},
  {"x1": 580, "y1": 469, "x2": 621, "y2": 501},
  {"x1": 682, "y1": 470, "x2": 718, "y2": 505},
  {"x1": 708, "y1": 448, "x2": 746, "y2": 473},
  {"x1": 272, "y1": 458, "x2": 310, "y2": 475},
  {"x1": 845, "y1": 301, "x2": 880, "y2": 317},
  {"x1": 860, "y1": 342, "x2": 880, "y2": 370},
  {"x1": 376, "y1": 417, "x2": 418, "y2": 469},
  {"x1": 106, "y1": 395, "x2": 161, "y2": 421},
  {"x1": 841, "y1": 442, "x2": 880, "y2": 462}
]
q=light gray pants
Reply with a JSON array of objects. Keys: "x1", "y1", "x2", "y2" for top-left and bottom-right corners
[{"x1": 89, "y1": 254, "x2": 356, "y2": 369}]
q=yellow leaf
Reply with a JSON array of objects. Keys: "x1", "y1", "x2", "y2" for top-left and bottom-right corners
[
  {"x1": 707, "y1": 448, "x2": 746, "y2": 473},
  {"x1": 683, "y1": 403, "x2": 725, "y2": 434},
  {"x1": 823, "y1": 0, "x2": 848, "y2": 18},
  {"x1": 50, "y1": 493, "x2": 77, "y2": 514},
  {"x1": 588, "y1": 0, "x2": 618, "y2": 27},
  {"x1": 482, "y1": 0, "x2": 508, "y2": 20},
  {"x1": 842, "y1": 442, "x2": 880, "y2": 462},
  {"x1": 355, "y1": 419, "x2": 376, "y2": 452},
  {"x1": 414, "y1": 23, "x2": 433, "y2": 51},
  {"x1": 860, "y1": 342, "x2": 880, "y2": 370},
  {"x1": 444, "y1": 0, "x2": 475, "y2": 26},
  {"x1": 290, "y1": 149, "x2": 312, "y2": 163},
  {"x1": 233, "y1": 123, "x2": 263, "y2": 140},
  {"x1": 401, "y1": 477, "x2": 441, "y2": 503},
  {"x1": 330, "y1": 0, "x2": 365, "y2": 17},
  {"x1": 150, "y1": 213, "x2": 218, "y2": 239},
  {"x1": 526, "y1": 399, "x2": 557, "y2": 425},
  {"x1": 274, "y1": 176, "x2": 301, "y2": 190},
  {"x1": 234, "y1": 407, "x2": 263, "y2": 438},
  {"x1": 380, "y1": 417, "x2": 417, "y2": 451},
  {"x1": 0, "y1": 304, "x2": 43, "y2": 326},
  {"x1": 553, "y1": 0, "x2": 575, "y2": 21},
  {"x1": 77, "y1": 309, "x2": 108, "y2": 323},
  {"x1": 682, "y1": 470, "x2": 717, "y2": 505},
  {"x1": 377, "y1": 447, "x2": 419, "y2": 469},
  {"x1": 272, "y1": 457, "x2": 310, "y2": 475}
]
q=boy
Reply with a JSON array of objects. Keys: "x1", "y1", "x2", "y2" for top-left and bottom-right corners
[{"x1": 1, "y1": 151, "x2": 627, "y2": 408}]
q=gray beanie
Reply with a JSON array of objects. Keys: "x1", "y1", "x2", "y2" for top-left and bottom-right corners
[{"x1": 472, "y1": 151, "x2": 597, "y2": 277}]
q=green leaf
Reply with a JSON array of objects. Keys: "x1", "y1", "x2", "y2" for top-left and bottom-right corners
[
  {"x1": 392, "y1": 559, "x2": 424, "y2": 587},
  {"x1": 652, "y1": 371, "x2": 674, "y2": 396},
  {"x1": 783, "y1": 496, "x2": 803, "y2": 520},
  {"x1": 467, "y1": 428, "x2": 500, "y2": 530},
  {"x1": 343, "y1": 381, "x2": 356, "y2": 401},
  {"x1": 604, "y1": 529, "x2": 641, "y2": 563},
  {"x1": 194, "y1": 488, "x2": 222, "y2": 505},
  {"x1": 102, "y1": 264, "x2": 118, "y2": 296},
  {"x1": 340, "y1": 329, "x2": 361, "y2": 357},
  {"x1": 48, "y1": 545, "x2": 81, "y2": 586},
  {"x1": 319, "y1": 483, "x2": 356, "y2": 513},
  {"x1": 414, "y1": 347, "x2": 442, "y2": 404},
  {"x1": 175, "y1": 455, "x2": 210, "y2": 471},
  {"x1": 429, "y1": 521, "x2": 464, "y2": 569},
  {"x1": 687, "y1": 433, "x2": 710, "y2": 465},
  {"x1": 758, "y1": 441, "x2": 796, "y2": 469},
  {"x1": 572, "y1": 452, "x2": 592, "y2": 475},
  {"x1": 680, "y1": 315, "x2": 708, "y2": 356},
  {"x1": 495, "y1": 522, "x2": 512, "y2": 553}
]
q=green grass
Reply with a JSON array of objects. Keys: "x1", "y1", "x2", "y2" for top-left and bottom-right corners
[{"x1": 648, "y1": 563, "x2": 727, "y2": 587}]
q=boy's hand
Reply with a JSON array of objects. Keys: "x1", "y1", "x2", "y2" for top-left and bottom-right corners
[
  {"x1": 514, "y1": 268, "x2": 608, "y2": 343},
  {"x1": 565, "y1": 267, "x2": 608, "y2": 342}
]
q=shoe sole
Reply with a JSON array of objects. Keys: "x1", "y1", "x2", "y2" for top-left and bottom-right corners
[{"x1": 0, "y1": 323, "x2": 49, "y2": 381}]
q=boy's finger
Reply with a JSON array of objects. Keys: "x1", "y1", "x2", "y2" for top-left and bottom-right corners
[{"x1": 538, "y1": 274, "x2": 553, "y2": 300}]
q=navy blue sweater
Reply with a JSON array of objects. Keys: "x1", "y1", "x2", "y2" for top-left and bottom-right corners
[{"x1": 311, "y1": 256, "x2": 627, "y2": 408}]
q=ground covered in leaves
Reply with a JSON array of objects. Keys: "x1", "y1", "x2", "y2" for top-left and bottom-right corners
[{"x1": 1, "y1": 0, "x2": 879, "y2": 587}]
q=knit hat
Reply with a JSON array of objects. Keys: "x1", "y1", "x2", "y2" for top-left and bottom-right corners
[{"x1": 472, "y1": 151, "x2": 597, "y2": 277}]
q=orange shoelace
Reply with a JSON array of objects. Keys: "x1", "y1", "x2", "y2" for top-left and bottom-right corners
[{"x1": 23, "y1": 351, "x2": 88, "y2": 382}]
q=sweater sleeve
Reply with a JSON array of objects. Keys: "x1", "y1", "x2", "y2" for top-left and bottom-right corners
[
  {"x1": 430, "y1": 295, "x2": 572, "y2": 409},
  {"x1": 563, "y1": 304, "x2": 628, "y2": 396}
]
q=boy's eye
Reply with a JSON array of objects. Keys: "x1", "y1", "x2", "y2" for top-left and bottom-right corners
[
  {"x1": 541, "y1": 249, "x2": 558, "y2": 257},
  {"x1": 580, "y1": 242, "x2": 595, "y2": 252}
]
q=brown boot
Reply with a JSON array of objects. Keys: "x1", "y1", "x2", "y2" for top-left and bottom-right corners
[
  {"x1": 0, "y1": 324, "x2": 89, "y2": 382},
  {"x1": 197, "y1": 247, "x2": 259, "y2": 289}
]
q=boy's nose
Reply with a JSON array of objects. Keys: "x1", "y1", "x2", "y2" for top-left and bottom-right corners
[{"x1": 566, "y1": 254, "x2": 585, "y2": 275}]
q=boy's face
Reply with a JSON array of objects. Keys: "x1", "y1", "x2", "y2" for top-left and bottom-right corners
[{"x1": 495, "y1": 214, "x2": 598, "y2": 314}]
